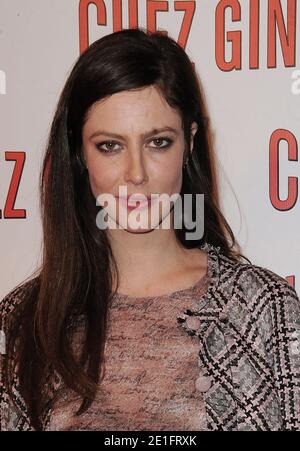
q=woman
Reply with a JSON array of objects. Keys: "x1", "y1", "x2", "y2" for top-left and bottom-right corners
[{"x1": 1, "y1": 28, "x2": 299, "y2": 431}]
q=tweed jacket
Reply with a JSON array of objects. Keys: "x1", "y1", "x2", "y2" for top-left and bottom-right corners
[{"x1": 1, "y1": 242, "x2": 300, "y2": 431}]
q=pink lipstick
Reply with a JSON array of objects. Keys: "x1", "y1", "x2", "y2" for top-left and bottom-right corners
[{"x1": 117, "y1": 195, "x2": 152, "y2": 210}]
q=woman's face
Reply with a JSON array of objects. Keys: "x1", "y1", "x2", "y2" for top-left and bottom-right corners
[{"x1": 81, "y1": 85, "x2": 198, "y2": 233}]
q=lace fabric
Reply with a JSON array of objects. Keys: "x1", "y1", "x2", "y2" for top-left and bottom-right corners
[{"x1": 45, "y1": 270, "x2": 210, "y2": 431}]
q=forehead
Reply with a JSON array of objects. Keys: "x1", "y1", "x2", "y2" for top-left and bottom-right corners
[{"x1": 83, "y1": 85, "x2": 182, "y2": 133}]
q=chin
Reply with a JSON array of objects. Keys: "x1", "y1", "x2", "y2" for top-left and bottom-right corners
[{"x1": 116, "y1": 217, "x2": 161, "y2": 233}]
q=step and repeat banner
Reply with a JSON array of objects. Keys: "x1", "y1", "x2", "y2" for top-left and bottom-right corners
[{"x1": 0, "y1": 0, "x2": 299, "y2": 299}]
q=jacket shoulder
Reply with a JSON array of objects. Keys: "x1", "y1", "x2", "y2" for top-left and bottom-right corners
[
  {"x1": 1, "y1": 276, "x2": 40, "y2": 331},
  {"x1": 217, "y1": 251, "x2": 298, "y2": 300},
  {"x1": 218, "y1": 255, "x2": 300, "y2": 429},
  {"x1": 0, "y1": 277, "x2": 39, "y2": 431}
]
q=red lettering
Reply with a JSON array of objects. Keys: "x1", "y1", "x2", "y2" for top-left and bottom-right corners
[
  {"x1": 216, "y1": 0, "x2": 242, "y2": 71},
  {"x1": 147, "y1": 1, "x2": 169, "y2": 34},
  {"x1": 286, "y1": 275, "x2": 295, "y2": 288},
  {"x1": 269, "y1": 129, "x2": 298, "y2": 210},
  {"x1": 174, "y1": 1, "x2": 196, "y2": 49},
  {"x1": 3, "y1": 151, "x2": 26, "y2": 219},
  {"x1": 79, "y1": 0, "x2": 196, "y2": 53},
  {"x1": 268, "y1": 0, "x2": 297, "y2": 68},
  {"x1": 249, "y1": 0, "x2": 259, "y2": 69},
  {"x1": 216, "y1": 0, "x2": 297, "y2": 71},
  {"x1": 79, "y1": 0, "x2": 107, "y2": 54}
]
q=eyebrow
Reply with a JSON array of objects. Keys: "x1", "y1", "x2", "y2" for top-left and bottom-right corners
[{"x1": 89, "y1": 126, "x2": 179, "y2": 141}]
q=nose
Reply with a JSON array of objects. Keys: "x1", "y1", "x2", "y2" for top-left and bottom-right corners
[{"x1": 124, "y1": 149, "x2": 149, "y2": 185}]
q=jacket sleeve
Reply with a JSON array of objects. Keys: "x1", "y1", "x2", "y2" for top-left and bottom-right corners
[
  {"x1": 0, "y1": 283, "x2": 36, "y2": 431},
  {"x1": 0, "y1": 375, "x2": 30, "y2": 431},
  {"x1": 267, "y1": 275, "x2": 300, "y2": 430}
]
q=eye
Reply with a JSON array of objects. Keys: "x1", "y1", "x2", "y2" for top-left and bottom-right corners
[
  {"x1": 95, "y1": 137, "x2": 173, "y2": 154},
  {"x1": 149, "y1": 137, "x2": 173, "y2": 150},
  {"x1": 95, "y1": 141, "x2": 121, "y2": 153}
]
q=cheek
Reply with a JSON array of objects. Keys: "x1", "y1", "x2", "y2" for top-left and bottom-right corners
[
  {"x1": 157, "y1": 160, "x2": 183, "y2": 193},
  {"x1": 86, "y1": 161, "x2": 119, "y2": 197}
]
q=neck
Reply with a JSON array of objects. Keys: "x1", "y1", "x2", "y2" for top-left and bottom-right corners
[
  {"x1": 107, "y1": 225, "x2": 207, "y2": 296},
  {"x1": 108, "y1": 225, "x2": 183, "y2": 272}
]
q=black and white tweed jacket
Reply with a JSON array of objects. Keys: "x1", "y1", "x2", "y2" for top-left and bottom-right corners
[{"x1": 1, "y1": 243, "x2": 300, "y2": 431}]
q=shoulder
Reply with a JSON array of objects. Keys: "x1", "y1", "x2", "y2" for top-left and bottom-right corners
[
  {"x1": 1, "y1": 275, "x2": 40, "y2": 362},
  {"x1": 217, "y1": 248, "x2": 298, "y2": 301},
  {"x1": 0, "y1": 277, "x2": 39, "y2": 431},
  {"x1": 1, "y1": 276, "x2": 40, "y2": 331},
  {"x1": 216, "y1": 250, "x2": 300, "y2": 330},
  {"x1": 205, "y1": 245, "x2": 300, "y2": 429}
]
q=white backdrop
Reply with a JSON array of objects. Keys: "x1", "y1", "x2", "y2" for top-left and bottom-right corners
[{"x1": 0, "y1": 0, "x2": 299, "y2": 300}]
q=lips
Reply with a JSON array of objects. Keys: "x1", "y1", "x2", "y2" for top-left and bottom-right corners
[
  {"x1": 117, "y1": 195, "x2": 152, "y2": 210},
  {"x1": 118, "y1": 195, "x2": 151, "y2": 201}
]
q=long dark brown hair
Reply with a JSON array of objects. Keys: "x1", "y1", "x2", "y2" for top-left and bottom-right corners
[{"x1": 2, "y1": 27, "x2": 250, "y2": 430}]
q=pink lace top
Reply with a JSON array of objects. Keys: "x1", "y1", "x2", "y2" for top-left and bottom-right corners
[{"x1": 45, "y1": 272, "x2": 210, "y2": 431}]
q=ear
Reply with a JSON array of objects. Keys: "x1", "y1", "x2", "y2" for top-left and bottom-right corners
[{"x1": 190, "y1": 121, "x2": 198, "y2": 154}]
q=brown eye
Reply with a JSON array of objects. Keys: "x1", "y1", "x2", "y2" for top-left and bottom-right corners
[
  {"x1": 149, "y1": 137, "x2": 173, "y2": 149},
  {"x1": 95, "y1": 141, "x2": 120, "y2": 153}
]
